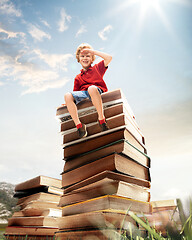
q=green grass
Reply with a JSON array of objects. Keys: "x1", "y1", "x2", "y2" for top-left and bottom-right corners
[{"x1": 0, "y1": 224, "x2": 7, "y2": 240}]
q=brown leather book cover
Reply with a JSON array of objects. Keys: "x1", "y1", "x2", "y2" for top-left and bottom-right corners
[
  {"x1": 15, "y1": 176, "x2": 61, "y2": 191},
  {"x1": 59, "y1": 179, "x2": 150, "y2": 206},
  {"x1": 62, "y1": 153, "x2": 150, "y2": 188},
  {"x1": 63, "y1": 126, "x2": 147, "y2": 159},
  {"x1": 17, "y1": 192, "x2": 60, "y2": 205},
  {"x1": 63, "y1": 171, "x2": 150, "y2": 193},
  {"x1": 62, "y1": 195, "x2": 152, "y2": 216},
  {"x1": 8, "y1": 216, "x2": 58, "y2": 227},
  {"x1": 64, "y1": 139, "x2": 150, "y2": 172},
  {"x1": 5, "y1": 226, "x2": 57, "y2": 237}
]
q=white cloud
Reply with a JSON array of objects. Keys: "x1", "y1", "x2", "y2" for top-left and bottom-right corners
[
  {"x1": 76, "y1": 25, "x2": 87, "y2": 38},
  {"x1": 28, "y1": 24, "x2": 51, "y2": 42},
  {"x1": 98, "y1": 25, "x2": 113, "y2": 41},
  {"x1": 40, "y1": 19, "x2": 51, "y2": 28},
  {"x1": 33, "y1": 49, "x2": 73, "y2": 71},
  {"x1": 58, "y1": 8, "x2": 71, "y2": 32},
  {"x1": 0, "y1": 22, "x2": 72, "y2": 94},
  {"x1": 0, "y1": 27, "x2": 25, "y2": 39},
  {"x1": 0, "y1": 0, "x2": 22, "y2": 17},
  {"x1": 0, "y1": 53, "x2": 70, "y2": 94}
]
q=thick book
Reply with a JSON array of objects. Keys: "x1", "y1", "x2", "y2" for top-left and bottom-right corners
[
  {"x1": 62, "y1": 195, "x2": 152, "y2": 216},
  {"x1": 63, "y1": 171, "x2": 150, "y2": 193},
  {"x1": 64, "y1": 139, "x2": 150, "y2": 172},
  {"x1": 12, "y1": 208, "x2": 62, "y2": 217},
  {"x1": 62, "y1": 153, "x2": 150, "y2": 188},
  {"x1": 60, "y1": 103, "x2": 145, "y2": 145},
  {"x1": 17, "y1": 192, "x2": 60, "y2": 205},
  {"x1": 14, "y1": 185, "x2": 63, "y2": 198},
  {"x1": 22, "y1": 207, "x2": 62, "y2": 217},
  {"x1": 63, "y1": 126, "x2": 147, "y2": 159},
  {"x1": 19, "y1": 200, "x2": 60, "y2": 210},
  {"x1": 5, "y1": 226, "x2": 57, "y2": 236},
  {"x1": 59, "y1": 180, "x2": 150, "y2": 207},
  {"x1": 8, "y1": 216, "x2": 58, "y2": 227},
  {"x1": 15, "y1": 175, "x2": 62, "y2": 191},
  {"x1": 63, "y1": 113, "x2": 144, "y2": 145},
  {"x1": 58, "y1": 210, "x2": 137, "y2": 230},
  {"x1": 151, "y1": 199, "x2": 177, "y2": 213},
  {"x1": 55, "y1": 228, "x2": 137, "y2": 240},
  {"x1": 151, "y1": 199, "x2": 177, "y2": 208}
]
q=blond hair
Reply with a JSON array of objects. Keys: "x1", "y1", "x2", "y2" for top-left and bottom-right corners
[{"x1": 76, "y1": 43, "x2": 96, "y2": 62}]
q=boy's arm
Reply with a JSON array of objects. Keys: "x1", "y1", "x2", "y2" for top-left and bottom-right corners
[{"x1": 81, "y1": 49, "x2": 112, "y2": 67}]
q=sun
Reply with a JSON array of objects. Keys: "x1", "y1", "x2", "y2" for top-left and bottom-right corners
[
  {"x1": 113, "y1": 0, "x2": 162, "y2": 24},
  {"x1": 137, "y1": 0, "x2": 161, "y2": 20},
  {"x1": 139, "y1": 0, "x2": 160, "y2": 10},
  {"x1": 112, "y1": 0, "x2": 191, "y2": 36}
]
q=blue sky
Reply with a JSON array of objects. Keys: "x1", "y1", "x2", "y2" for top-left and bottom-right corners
[{"x1": 0, "y1": 0, "x2": 192, "y2": 202}]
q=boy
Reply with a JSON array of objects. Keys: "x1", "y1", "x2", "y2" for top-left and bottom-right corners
[{"x1": 64, "y1": 43, "x2": 112, "y2": 138}]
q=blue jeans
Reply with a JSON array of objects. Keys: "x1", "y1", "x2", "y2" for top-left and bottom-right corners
[{"x1": 71, "y1": 86, "x2": 103, "y2": 105}]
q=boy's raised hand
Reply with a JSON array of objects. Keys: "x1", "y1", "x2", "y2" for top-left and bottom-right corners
[
  {"x1": 80, "y1": 48, "x2": 94, "y2": 55},
  {"x1": 80, "y1": 48, "x2": 112, "y2": 67}
]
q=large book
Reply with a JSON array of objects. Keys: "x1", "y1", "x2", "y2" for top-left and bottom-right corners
[
  {"x1": 8, "y1": 216, "x2": 58, "y2": 227},
  {"x1": 63, "y1": 113, "x2": 144, "y2": 145},
  {"x1": 15, "y1": 175, "x2": 61, "y2": 191},
  {"x1": 14, "y1": 185, "x2": 63, "y2": 198},
  {"x1": 19, "y1": 200, "x2": 60, "y2": 210},
  {"x1": 151, "y1": 199, "x2": 177, "y2": 212},
  {"x1": 58, "y1": 210, "x2": 137, "y2": 230},
  {"x1": 61, "y1": 103, "x2": 145, "y2": 145},
  {"x1": 22, "y1": 207, "x2": 62, "y2": 217},
  {"x1": 13, "y1": 208, "x2": 62, "y2": 217},
  {"x1": 63, "y1": 170, "x2": 150, "y2": 193},
  {"x1": 59, "y1": 180, "x2": 150, "y2": 207},
  {"x1": 61, "y1": 153, "x2": 150, "y2": 188},
  {"x1": 5, "y1": 226, "x2": 57, "y2": 236},
  {"x1": 17, "y1": 192, "x2": 61, "y2": 205},
  {"x1": 63, "y1": 126, "x2": 147, "y2": 159},
  {"x1": 64, "y1": 139, "x2": 150, "y2": 172},
  {"x1": 55, "y1": 228, "x2": 136, "y2": 240},
  {"x1": 62, "y1": 195, "x2": 152, "y2": 216}
]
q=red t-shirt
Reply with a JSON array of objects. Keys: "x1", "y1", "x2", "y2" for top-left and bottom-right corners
[{"x1": 73, "y1": 60, "x2": 108, "y2": 92}]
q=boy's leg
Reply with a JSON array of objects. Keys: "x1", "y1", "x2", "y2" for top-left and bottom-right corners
[
  {"x1": 88, "y1": 86, "x2": 109, "y2": 131},
  {"x1": 87, "y1": 85, "x2": 105, "y2": 121},
  {"x1": 64, "y1": 92, "x2": 81, "y2": 126},
  {"x1": 64, "y1": 92, "x2": 87, "y2": 138}
]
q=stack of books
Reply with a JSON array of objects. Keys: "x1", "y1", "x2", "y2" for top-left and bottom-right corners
[
  {"x1": 5, "y1": 175, "x2": 62, "y2": 239},
  {"x1": 55, "y1": 89, "x2": 152, "y2": 239},
  {"x1": 149, "y1": 199, "x2": 181, "y2": 235}
]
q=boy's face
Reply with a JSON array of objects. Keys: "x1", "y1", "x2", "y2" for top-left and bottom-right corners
[{"x1": 79, "y1": 52, "x2": 93, "y2": 70}]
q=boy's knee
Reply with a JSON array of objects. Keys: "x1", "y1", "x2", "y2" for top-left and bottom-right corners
[
  {"x1": 88, "y1": 85, "x2": 98, "y2": 95},
  {"x1": 64, "y1": 92, "x2": 73, "y2": 103}
]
